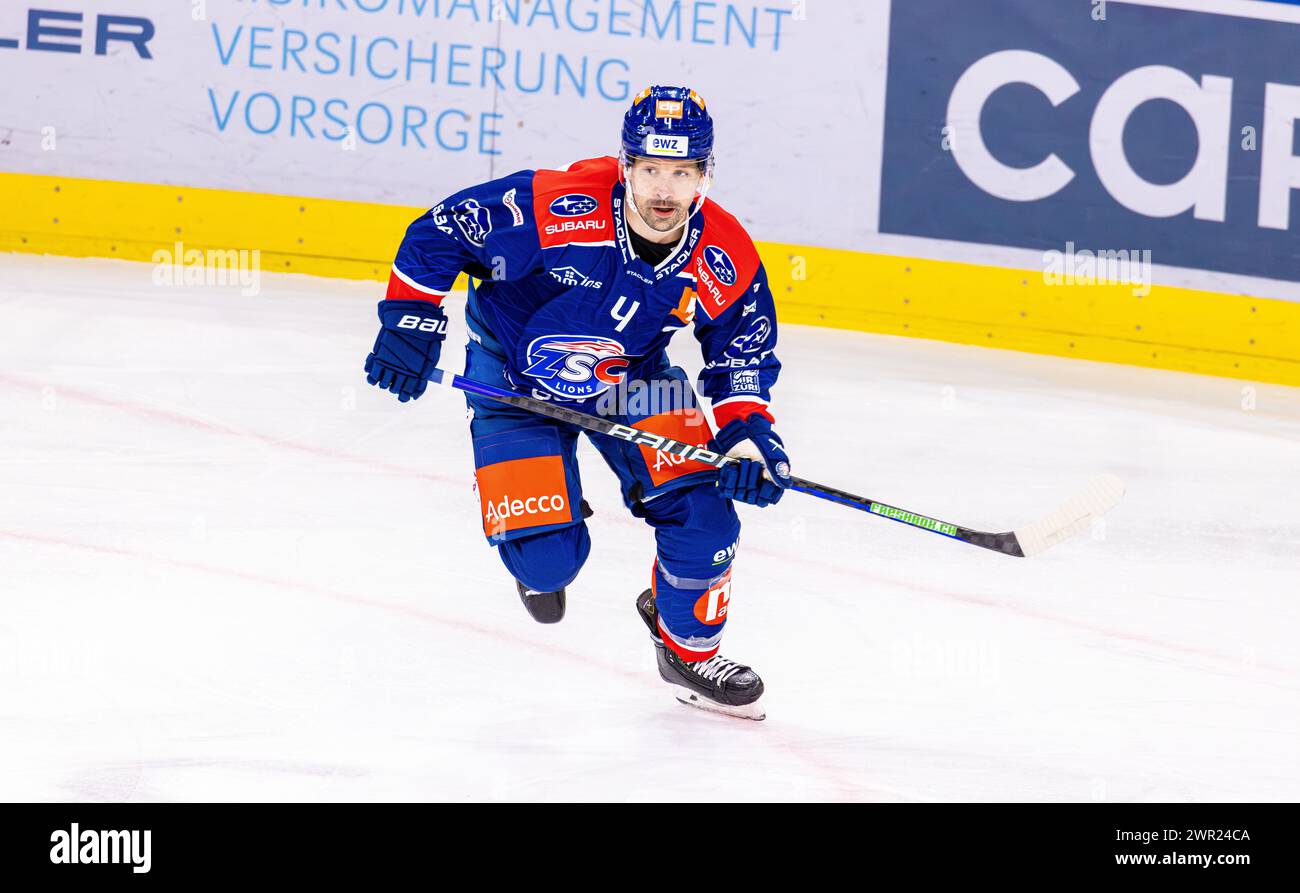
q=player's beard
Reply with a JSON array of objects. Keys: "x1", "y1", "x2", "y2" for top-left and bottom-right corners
[{"x1": 633, "y1": 194, "x2": 688, "y2": 233}]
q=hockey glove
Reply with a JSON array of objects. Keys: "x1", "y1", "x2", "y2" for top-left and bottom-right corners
[
  {"x1": 712, "y1": 414, "x2": 792, "y2": 508},
  {"x1": 364, "y1": 300, "x2": 448, "y2": 403}
]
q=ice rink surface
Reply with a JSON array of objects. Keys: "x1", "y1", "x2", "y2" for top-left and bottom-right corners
[{"x1": 2, "y1": 254, "x2": 1298, "y2": 802}]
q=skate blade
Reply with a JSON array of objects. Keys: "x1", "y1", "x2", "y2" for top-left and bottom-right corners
[{"x1": 669, "y1": 685, "x2": 766, "y2": 721}]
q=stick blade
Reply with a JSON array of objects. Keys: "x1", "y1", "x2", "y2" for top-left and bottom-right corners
[{"x1": 1012, "y1": 473, "x2": 1126, "y2": 557}]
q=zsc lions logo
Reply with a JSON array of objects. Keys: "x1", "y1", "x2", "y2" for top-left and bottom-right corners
[
  {"x1": 729, "y1": 315, "x2": 771, "y2": 354},
  {"x1": 549, "y1": 194, "x2": 599, "y2": 217},
  {"x1": 703, "y1": 245, "x2": 737, "y2": 287},
  {"x1": 451, "y1": 198, "x2": 492, "y2": 247},
  {"x1": 524, "y1": 335, "x2": 629, "y2": 399}
]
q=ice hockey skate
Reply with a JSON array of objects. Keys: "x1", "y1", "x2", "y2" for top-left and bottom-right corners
[
  {"x1": 515, "y1": 580, "x2": 566, "y2": 624},
  {"x1": 636, "y1": 589, "x2": 765, "y2": 721}
]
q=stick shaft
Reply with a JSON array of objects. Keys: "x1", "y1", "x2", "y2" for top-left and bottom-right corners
[
  {"x1": 430, "y1": 368, "x2": 731, "y2": 467},
  {"x1": 427, "y1": 369, "x2": 1023, "y2": 556}
]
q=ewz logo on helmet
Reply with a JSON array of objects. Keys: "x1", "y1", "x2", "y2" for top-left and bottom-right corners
[{"x1": 645, "y1": 134, "x2": 689, "y2": 157}]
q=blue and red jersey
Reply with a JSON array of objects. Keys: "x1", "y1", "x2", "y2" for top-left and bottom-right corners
[{"x1": 385, "y1": 155, "x2": 780, "y2": 428}]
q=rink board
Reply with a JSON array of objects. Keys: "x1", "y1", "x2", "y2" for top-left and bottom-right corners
[
  {"x1": 3, "y1": 170, "x2": 1297, "y2": 387},
  {"x1": 2, "y1": 0, "x2": 1299, "y2": 386}
]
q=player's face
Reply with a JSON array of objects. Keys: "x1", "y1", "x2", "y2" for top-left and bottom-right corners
[{"x1": 627, "y1": 157, "x2": 704, "y2": 233}]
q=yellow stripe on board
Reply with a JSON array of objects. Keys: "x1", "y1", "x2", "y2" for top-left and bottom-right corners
[
  {"x1": 0, "y1": 172, "x2": 420, "y2": 282},
  {"x1": 3, "y1": 172, "x2": 1298, "y2": 387},
  {"x1": 764, "y1": 246, "x2": 1300, "y2": 387}
]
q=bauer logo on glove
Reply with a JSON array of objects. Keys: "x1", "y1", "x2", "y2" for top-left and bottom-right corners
[
  {"x1": 395, "y1": 314, "x2": 448, "y2": 334},
  {"x1": 364, "y1": 299, "x2": 449, "y2": 403}
]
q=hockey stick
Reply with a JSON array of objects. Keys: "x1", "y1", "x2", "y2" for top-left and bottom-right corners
[{"x1": 427, "y1": 369, "x2": 1125, "y2": 557}]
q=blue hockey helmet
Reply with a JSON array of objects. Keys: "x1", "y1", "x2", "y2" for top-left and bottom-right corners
[{"x1": 620, "y1": 85, "x2": 715, "y2": 176}]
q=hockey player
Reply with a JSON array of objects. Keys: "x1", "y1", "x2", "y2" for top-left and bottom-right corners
[{"x1": 364, "y1": 86, "x2": 789, "y2": 720}]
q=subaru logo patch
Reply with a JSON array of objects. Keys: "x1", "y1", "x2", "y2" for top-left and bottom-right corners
[
  {"x1": 549, "y1": 194, "x2": 599, "y2": 217},
  {"x1": 703, "y1": 245, "x2": 737, "y2": 287}
]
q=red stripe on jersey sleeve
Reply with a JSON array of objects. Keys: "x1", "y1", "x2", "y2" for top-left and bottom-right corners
[
  {"x1": 385, "y1": 270, "x2": 444, "y2": 304},
  {"x1": 712, "y1": 401, "x2": 774, "y2": 429}
]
